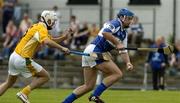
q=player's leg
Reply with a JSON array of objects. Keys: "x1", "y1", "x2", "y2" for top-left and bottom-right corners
[
  {"x1": 17, "y1": 68, "x2": 50, "y2": 103},
  {"x1": 159, "y1": 67, "x2": 165, "y2": 90},
  {"x1": 20, "y1": 68, "x2": 50, "y2": 93},
  {"x1": 17, "y1": 59, "x2": 50, "y2": 103},
  {"x1": 30, "y1": 69, "x2": 50, "y2": 90},
  {"x1": 89, "y1": 60, "x2": 122, "y2": 99},
  {"x1": 0, "y1": 52, "x2": 19, "y2": 96},
  {"x1": 152, "y1": 69, "x2": 158, "y2": 90},
  {"x1": 62, "y1": 67, "x2": 97, "y2": 103},
  {"x1": 73, "y1": 67, "x2": 97, "y2": 96},
  {"x1": 0, "y1": 75, "x2": 18, "y2": 96}
]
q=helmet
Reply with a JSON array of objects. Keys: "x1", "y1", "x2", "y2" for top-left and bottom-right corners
[
  {"x1": 117, "y1": 8, "x2": 134, "y2": 17},
  {"x1": 41, "y1": 10, "x2": 57, "y2": 30}
]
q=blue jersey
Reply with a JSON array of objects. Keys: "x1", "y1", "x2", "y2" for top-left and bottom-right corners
[
  {"x1": 147, "y1": 43, "x2": 168, "y2": 69},
  {"x1": 90, "y1": 18, "x2": 128, "y2": 53},
  {"x1": 173, "y1": 47, "x2": 180, "y2": 61},
  {"x1": 175, "y1": 51, "x2": 180, "y2": 62}
]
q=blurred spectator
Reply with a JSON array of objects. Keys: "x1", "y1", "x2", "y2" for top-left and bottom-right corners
[
  {"x1": 70, "y1": 15, "x2": 79, "y2": 32},
  {"x1": 0, "y1": 0, "x2": 3, "y2": 26},
  {"x1": 13, "y1": 2, "x2": 22, "y2": 26},
  {"x1": 2, "y1": 20, "x2": 18, "y2": 58},
  {"x1": 0, "y1": 0, "x2": 3, "y2": 8},
  {"x1": 2, "y1": 0, "x2": 17, "y2": 34},
  {"x1": 18, "y1": 13, "x2": 33, "y2": 36},
  {"x1": 35, "y1": 13, "x2": 41, "y2": 23},
  {"x1": 128, "y1": 16, "x2": 144, "y2": 47},
  {"x1": 35, "y1": 44, "x2": 50, "y2": 59},
  {"x1": 0, "y1": 0, "x2": 3, "y2": 9},
  {"x1": 87, "y1": 23, "x2": 99, "y2": 44},
  {"x1": 0, "y1": 0, "x2": 3, "y2": 7},
  {"x1": 73, "y1": 22, "x2": 90, "y2": 49},
  {"x1": 0, "y1": 0, "x2": 4, "y2": 59},
  {"x1": 145, "y1": 36, "x2": 168, "y2": 90},
  {"x1": 169, "y1": 40, "x2": 180, "y2": 75},
  {"x1": 50, "y1": 5, "x2": 61, "y2": 37},
  {"x1": 69, "y1": 15, "x2": 79, "y2": 49},
  {"x1": 53, "y1": 41, "x2": 67, "y2": 60}
]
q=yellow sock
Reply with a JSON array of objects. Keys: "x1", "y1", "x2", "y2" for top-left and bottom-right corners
[{"x1": 21, "y1": 85, "x2": 31, "y2": 96}]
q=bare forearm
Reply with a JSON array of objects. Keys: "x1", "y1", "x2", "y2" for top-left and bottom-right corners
[
  {"x1": 44, "y1": 39, "x2": 65, "y2": 51},
  {"x1": 121, "y1": 52, "x2": 131, "y2": 64},
  {"x1": 52, "y1": 35, "x2": 67, "y2": 43}
]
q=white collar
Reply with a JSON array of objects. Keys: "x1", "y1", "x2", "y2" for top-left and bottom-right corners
[{"x1": 117, "y1": 18, "x2": 124, "y2": 31}]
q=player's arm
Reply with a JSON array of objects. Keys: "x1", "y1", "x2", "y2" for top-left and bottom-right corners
[
  {"x1": 51, "y1": 34, "x2": 68, "y2": 43},
  {"x1": 102, "y1": 23, "x2": 124, "y2": 49},
  {"x1": 120, "y1": 52, "x2": 133, "y2": 69},
  {"x1": 51, "y1": 27, "x2": 74, "y2": 43},
  {"x1": 120, "y1": 34, "x2": 133, "y2": 70},
  {"x1": 102, "y1": 32, "x2": 124, "y2": 51},
  {"x1": 102, "y1": 32, "x2": 121, "y2": 46},
  {"x1": 102, "y1": 31, "x2": 133, "y2": 70},
  {"x1": 43, "y1": 38, "x2": 69, "y2": 54}
]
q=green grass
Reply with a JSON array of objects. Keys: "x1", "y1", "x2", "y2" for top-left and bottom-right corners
[{"x1": 1, "y1": 88, "x2": 180, "y2": 103}]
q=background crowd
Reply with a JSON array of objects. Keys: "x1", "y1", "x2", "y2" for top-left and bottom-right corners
[{"x1": 0, "y1": 0, "x2": 180, "y2": 90}]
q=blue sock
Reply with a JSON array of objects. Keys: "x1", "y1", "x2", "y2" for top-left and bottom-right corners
[
  {"x1": 92, "y1": 83, "x2": 107, "y2": 97},
  {"x1": 62, "y1": 93, "x2": 77, "y2": 103}
]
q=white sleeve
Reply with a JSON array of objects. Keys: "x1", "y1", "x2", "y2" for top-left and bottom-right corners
[
  {"x1": 122, "y1": 35, "x2": 127, "y2": 48},
  {"x1": 121, "y1": 34, "x2": 128, "y2": 53},
  {"x1": 103, "y1": 23, "x2": 116, "y2": 33}
]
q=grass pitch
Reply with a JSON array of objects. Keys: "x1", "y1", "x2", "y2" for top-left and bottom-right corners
[{"x1": 0, "y1": 88, "x2": 180, "y2": 103}]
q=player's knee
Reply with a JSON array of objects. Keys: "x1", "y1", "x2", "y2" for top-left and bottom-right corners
[
  {"x1": 114, "y1": 71, "x2": 123, "y2": 80},
  {"x1": 85, "y1": 84, "x2": 94, "y2": 91},
  {"x1": 5, "y1": 81, "x2": 14, "y2": 88},
  {"x1": 0, "y1": 90, "x2": 4, "y2": 96},
  {"x1": 0, "y1": 91, "x2": 5, "y2": 96},
  {"x1": 45, "y1": 74, "x2": 50, "y2": 82},
  {"x1": 41, "y1": 73, "x2": 50, "y2": 82},
  {"x1": 117, "y1": 71, "x2": 123, "y2": 78},
  {"x1": 43, "y1": 71, "x2": 50, "y2": 82}
]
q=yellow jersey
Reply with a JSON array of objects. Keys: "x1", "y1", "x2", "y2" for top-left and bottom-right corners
[
  {"x1": 90, "y1": 27, "x2": 99, "y2": 37},
  {"x1": 15, "y1": 22, "x2": 51, "y2": 58}
]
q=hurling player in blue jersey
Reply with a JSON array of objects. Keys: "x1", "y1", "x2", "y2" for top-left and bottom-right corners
[{"x1": 62, "y1": 8, "x2": 134, "y2": 103}]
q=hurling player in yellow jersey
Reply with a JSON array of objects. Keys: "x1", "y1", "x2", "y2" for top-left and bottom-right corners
[{"x1": 0, "y1": 10, "x2": 73, "y2": 103}]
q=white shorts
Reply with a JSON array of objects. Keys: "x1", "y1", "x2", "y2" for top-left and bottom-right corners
[
  {"x1": 8, "y1": 52, "x2": 43, "y2": 78},
  {"x1": 82, "y1": 44, "x2": 105, "y2": 68}
]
